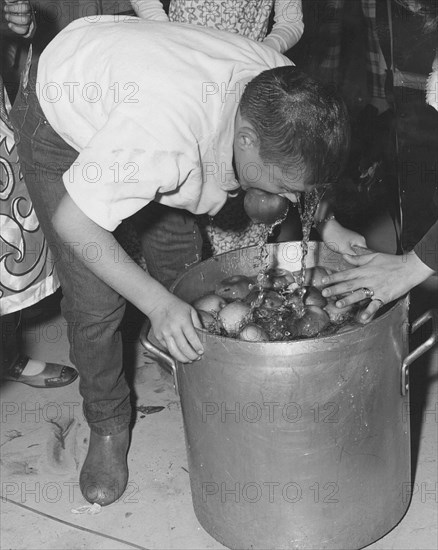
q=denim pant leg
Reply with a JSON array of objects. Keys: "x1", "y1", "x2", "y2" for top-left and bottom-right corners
[
  {"x1": 10, "y1": 77, "x2": 131, "y2": 435},
  {"x1": 133, "y1": 203, "x2": 203, "y2": 290}
]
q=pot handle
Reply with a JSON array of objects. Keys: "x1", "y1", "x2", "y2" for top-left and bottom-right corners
[
  {"x1": 139, "y1": 320, "x2": 179, "y2": 394},
  {"x1": 401, "y1": 310, "x2": 437, "y2": 396}
]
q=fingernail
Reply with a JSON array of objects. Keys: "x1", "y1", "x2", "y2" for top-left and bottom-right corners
[
  {"x1": 360, "y1": 313, "x2": 369, "y2": 321},
  {"x1": 322, "y1": 289, "x2": 329, "y2": 297},
  {"x1": 336, "y1": 301, "x2": 344, "y2": 308}
]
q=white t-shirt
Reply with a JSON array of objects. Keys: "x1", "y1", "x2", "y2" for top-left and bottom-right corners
[{"x1": 37, "y1": 17, "x2": 292, "y2": 231}]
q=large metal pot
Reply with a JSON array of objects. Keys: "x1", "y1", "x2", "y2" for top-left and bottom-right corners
[{"x1": 141, "y1": 242, "x2": 436, "y2": 550}]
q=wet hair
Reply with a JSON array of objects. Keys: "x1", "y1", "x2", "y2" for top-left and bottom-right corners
[{"x1": 239, "y1": 66, "x2": 351, "y2": 190}]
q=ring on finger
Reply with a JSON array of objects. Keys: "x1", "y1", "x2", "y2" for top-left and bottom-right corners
[{"x1": 361, "y1": 287, "x2": 374, "y2": 298}]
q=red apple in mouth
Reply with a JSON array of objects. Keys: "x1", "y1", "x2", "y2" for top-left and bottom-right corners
[{"x1": 243, "y1": 189, "x2": 289, "y2": 225}]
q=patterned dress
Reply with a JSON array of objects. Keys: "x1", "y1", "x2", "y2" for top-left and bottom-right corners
[
  {"x1": 169, "y1": 0, "x2": 274, "y2": 40},
  {"x1": 133, "y1": 1, "x2": 304, "y2": 52},
  {"x1": 0, "y1": 73, "x2": 59, "y2": 314}
]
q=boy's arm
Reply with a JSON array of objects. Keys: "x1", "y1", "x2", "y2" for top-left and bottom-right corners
[
  {"x1": 53, "y1": 193, "x2": 203, "y2": 363},
  {"x1": 130, "y1": 0, "x2": 169, "y2": 21},
  {"x1": 263, "y1": 0, "x2": 304, "y2": 53}
]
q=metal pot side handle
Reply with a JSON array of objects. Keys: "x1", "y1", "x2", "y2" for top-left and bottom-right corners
[
  {"x1": 139, "y1": 320, "x2": 179, "y2": 394},
  {"x1": 401, "y1": 310, "x2": 437, "y2": 396}
]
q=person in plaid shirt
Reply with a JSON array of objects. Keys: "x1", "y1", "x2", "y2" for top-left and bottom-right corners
[{"x1": 319, "y1": 0, "x2": 388, "y2": 107}]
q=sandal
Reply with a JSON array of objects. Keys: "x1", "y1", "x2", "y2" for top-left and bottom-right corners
[{"x1": 3, "y1": 356, "x2": 78, "y2": 388}]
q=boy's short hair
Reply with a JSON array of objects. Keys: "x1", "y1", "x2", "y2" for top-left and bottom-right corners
[{"x1": 239, "y1": 66, "x2": 351, "y2": 190}]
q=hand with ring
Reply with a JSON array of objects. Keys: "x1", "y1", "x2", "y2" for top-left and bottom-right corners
[
  {"x1": 362, "y1": 287, "x2": 374, "y2": 299},
  {"x1": 321, "y1": 249, "x2": 435, "y2": 323}
]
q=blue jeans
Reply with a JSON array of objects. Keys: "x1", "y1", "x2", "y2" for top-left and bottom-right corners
[
  {"x1": 10, "y1": 64, "x2": 202, "y2": 434},
  {"x1": 132, "y1": 204, "x2": 203, "y2": 290}
]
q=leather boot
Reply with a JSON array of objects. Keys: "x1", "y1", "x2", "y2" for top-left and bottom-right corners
[{"x1": 79, "y1": 428, "x2": 130, "y2": 506}]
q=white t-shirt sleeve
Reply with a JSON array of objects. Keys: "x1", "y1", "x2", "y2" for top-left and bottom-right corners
[
  {"x1": 130, "y1": 0, "x2": 169, "y2": 21},
  {"x1": 63, "y1": 110, "x2": 193, "y2": 231}
]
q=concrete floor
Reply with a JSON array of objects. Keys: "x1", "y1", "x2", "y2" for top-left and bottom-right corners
[{"x1": 1, "y1": 256, "x2": 437, "y2": 550}]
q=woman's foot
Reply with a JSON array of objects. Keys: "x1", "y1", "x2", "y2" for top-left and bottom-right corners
[{"x1": 3, "y1": 356, "x2": 78, "y2": 388}]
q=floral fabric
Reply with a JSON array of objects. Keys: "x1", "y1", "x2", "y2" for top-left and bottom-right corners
[{"x1": 169, "y1": 0, "x2": 274, "y2": 41}]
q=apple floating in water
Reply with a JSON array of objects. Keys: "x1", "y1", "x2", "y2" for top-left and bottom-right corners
[
  {"x1": 259, "y1": 290, "x2": 285, "y2": 310},
  {"x1": 218, "y1": 301, "x2": 251, "y2": 335},
  {"x1": 284, "y1": 292, "x2": 305, "y2": 316},
  {"x1": 268, "y1": 268, "x2": 296, "y2": 290},
  {"x1": 302, "y1": 286, "x2": 327, "y2": 308},
  {"x1": 243, "y1": 189, "x2": 289, "y2": 225},
  {"x1": 292, "y1": 266, "x2": 330, "y2": 290},
  {"x1": 306, "y1": 266, "x2": 330, "y2": 290},
  {"x1": 238, "y1": 323, "x2": 269, "y2": 342},
  {"x1": 295, "y1": 306, "x2": 330, "y2": 337},
  {"x1": 215, "y1": 275, "x2": 254, "y2": 301},
  {"x1": 258, "y1": 268, "x2": 297, "y2": 290},
  {"x1": 192, "y1": 293, "x2": 226, "y2": 313}
]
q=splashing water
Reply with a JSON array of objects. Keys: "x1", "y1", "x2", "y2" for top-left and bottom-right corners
[
  {"x1": 295, "y1": 189, "x2": 324, "y2": 305},
  {"x1": 250, "y1": 211, "x2": 289, "y2": 314},
  {"x1": 249, "y1": 189, "x2": 323, "y2": 316}
]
